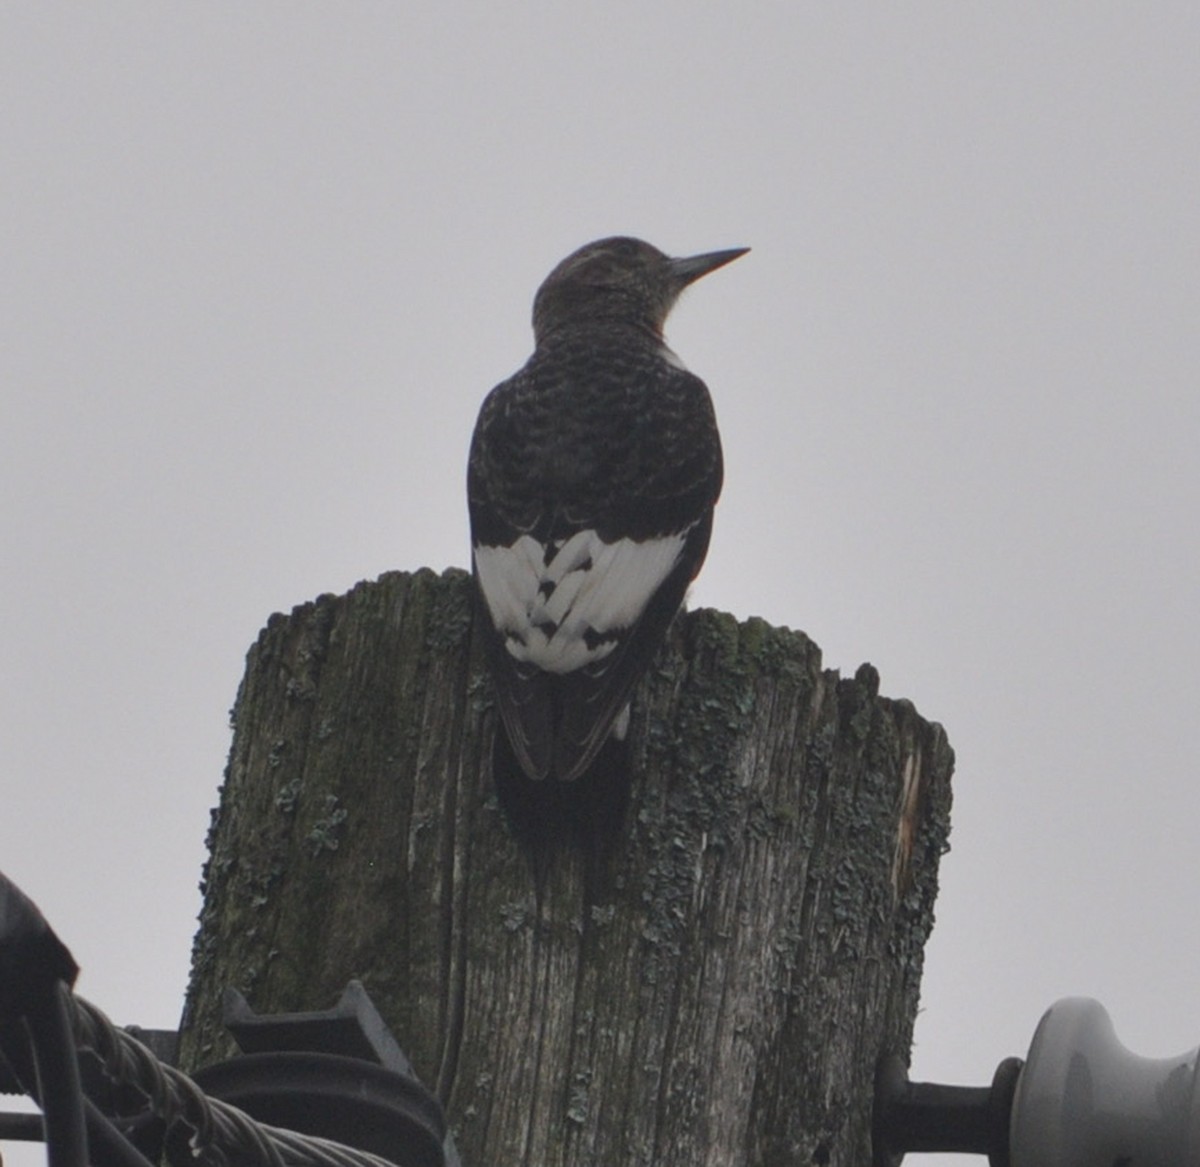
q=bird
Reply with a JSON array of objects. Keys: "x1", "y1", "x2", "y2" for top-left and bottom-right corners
[{"x1": 468, "y1": 236, "x2": 747, "y2": 814}]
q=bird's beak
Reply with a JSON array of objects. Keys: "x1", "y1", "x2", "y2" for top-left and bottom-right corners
[{"x1": 670, "y1": 246, "x2": 750, "y2": 287}]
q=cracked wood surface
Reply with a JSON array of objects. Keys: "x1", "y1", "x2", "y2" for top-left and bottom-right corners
[{"x1": 180, "y1": 567, "x2": 953, "y2": 1167}]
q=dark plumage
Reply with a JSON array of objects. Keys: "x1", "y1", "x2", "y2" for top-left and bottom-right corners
[{"x1": 468, "y1": 236, "x2": 746, "y2": 803}]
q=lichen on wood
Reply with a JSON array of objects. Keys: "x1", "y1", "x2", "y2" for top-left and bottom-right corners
[{"x1": 180, "y1": 568, "x2": 953, "y2": 1166}]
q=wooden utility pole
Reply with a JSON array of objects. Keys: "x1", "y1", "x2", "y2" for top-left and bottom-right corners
[{"x1": 179, "y1": 567, "x2": 953, "y2": 1166}]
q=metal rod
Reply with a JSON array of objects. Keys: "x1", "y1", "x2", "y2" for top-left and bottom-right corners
[
  {"x1": 874, "y1": 1055, "x2": 1023, "y2": 1167},
  {"x1": 0, "y1": 1110, "x2": 45, "y2": 1140},
  {"x1": 27, "y1": 983, "x2": 89, "y2": 1167},
  {"x1": 83, "y1": 1097, "x2": 162, "y2": 1167}
]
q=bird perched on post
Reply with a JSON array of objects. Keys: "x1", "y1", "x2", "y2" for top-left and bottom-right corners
[{"x1": 468, "y1": 236, "x2": 746, "y2": 838}]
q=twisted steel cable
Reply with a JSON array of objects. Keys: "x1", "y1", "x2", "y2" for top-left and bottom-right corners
[{"x1": 68, "y1": 993, "x2": 401, "y2": 1167}]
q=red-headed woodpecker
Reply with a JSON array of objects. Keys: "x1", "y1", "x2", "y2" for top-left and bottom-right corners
[{"x1": 468, "y1": 236, "x2": 747, "y2": 790}]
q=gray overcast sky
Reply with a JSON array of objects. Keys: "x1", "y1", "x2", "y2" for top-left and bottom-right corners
[{"x1": 2, "y1": 6, "x2": 1198, "y2": 1165}]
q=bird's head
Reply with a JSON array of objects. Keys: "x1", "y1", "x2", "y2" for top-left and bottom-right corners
[{"x1": 532, "y1": 236, "x2": 748, "y2": 344}]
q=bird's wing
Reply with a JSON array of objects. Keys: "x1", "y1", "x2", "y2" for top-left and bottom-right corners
[
  {"x1": 468, "y1": 355, "x2": 722, "y2": 782},
  {"x1": 549, "y1": 514, "x2": 714, "y2": 781},
  {"x1": 472, "y1": 515, "x2": 714, "y2": 782}
]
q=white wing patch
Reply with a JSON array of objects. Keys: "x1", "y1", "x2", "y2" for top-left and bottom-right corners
[{"x1": 474, "y1": 528, "x2": 688, "y2": 674}]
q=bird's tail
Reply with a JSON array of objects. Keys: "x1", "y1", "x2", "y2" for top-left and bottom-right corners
[{"x1": 491, "y1": 723, "x2": 632, "y2": 869}]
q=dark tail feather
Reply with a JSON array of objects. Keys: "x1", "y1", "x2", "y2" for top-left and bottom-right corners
[{"x1": 492, "y1": 725, "x2": 632, "y2": 867}]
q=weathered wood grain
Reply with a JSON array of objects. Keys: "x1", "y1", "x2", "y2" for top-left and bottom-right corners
[{"x1": 180, "y1": 567, "x2": 953, "y2": 1166}]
